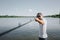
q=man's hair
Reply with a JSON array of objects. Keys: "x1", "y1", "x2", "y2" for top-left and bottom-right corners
[{"x1": 36, "y1": 12, "x2": 42, "y2": 18}]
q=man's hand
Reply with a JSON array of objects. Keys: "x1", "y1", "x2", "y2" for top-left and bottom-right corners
[
  {"x1": 35, "y1": 18, "x2": 45, "y2": 25},
  {"x1": 35, "y1": 18, "x2": 39, "y2": 22}
]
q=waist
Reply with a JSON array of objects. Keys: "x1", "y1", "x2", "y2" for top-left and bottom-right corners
[{"x1": 39, "y1": 33, "x2": 48, "y2": 38}]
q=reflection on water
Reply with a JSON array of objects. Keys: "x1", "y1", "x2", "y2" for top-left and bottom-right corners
[{"x1": 0, "y1": 18, "x2": 60, "y2": 40}]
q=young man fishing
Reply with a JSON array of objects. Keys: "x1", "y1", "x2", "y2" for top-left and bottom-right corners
[{"x1": 35, "y1": 13, "x2": 48, "y2": 40}]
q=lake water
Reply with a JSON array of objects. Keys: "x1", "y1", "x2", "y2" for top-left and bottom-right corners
[{"x1": 0, "y1": 17, "x2": 60, "y2": 40}]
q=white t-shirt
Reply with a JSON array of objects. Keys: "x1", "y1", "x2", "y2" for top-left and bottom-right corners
[{"x1": 39, "y1": 18, "x2": 48, "y2": 38}]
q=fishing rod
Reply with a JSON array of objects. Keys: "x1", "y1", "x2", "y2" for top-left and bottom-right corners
[{"x1": 0, "y1": 20, "x2": 33, "y2": 37}]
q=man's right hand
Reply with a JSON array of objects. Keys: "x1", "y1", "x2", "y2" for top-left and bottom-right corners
[
  {"x1": 35, "y1": 18, "x2": 39, "y2": 22},
  {"x1": 35, "y1": 18, "x2": 45, "y2": 25}
]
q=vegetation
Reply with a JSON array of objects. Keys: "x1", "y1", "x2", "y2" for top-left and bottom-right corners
[
  {"x1": 45, "y1": 14, "x2": 60, "y2": 18},
  {"x1": 0, "y1": 15, "x2": 35, "y2": 18},
  {"x1": 0, "y1": 13, "x2": 60, "y2": 18}
]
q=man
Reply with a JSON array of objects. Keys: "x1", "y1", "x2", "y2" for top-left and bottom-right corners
[{"x1": 35, "y1": 13, "x2": 48, "y2": 40}]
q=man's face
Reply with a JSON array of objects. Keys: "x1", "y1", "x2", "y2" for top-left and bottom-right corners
[
  {"x1": 41, "y1": 15, "x2": 43, "y2": 18},
  {"x1": 38, "y1": 15, "x2": 43, "y2": 19}
]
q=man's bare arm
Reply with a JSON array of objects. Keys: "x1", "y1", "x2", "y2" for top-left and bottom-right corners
[{"x1": 35, "y1": 18, "x2": 45, "y2": 25}]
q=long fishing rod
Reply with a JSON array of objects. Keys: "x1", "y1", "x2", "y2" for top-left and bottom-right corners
[{"x1": 0, "y1": 20, "x2": 33, "y2": 37}]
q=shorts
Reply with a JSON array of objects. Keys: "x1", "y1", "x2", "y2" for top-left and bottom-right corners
[{"x1": 39, "y1": 37, "x2": 47, "y2": 40}]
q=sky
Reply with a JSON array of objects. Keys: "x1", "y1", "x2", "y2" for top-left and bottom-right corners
[{"x1": 0, "y1": 0, "x2": 60, "y2": 16}]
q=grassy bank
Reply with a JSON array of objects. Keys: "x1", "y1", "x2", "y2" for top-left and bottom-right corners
[
  {"x1": 0, "y1": 15, "x2": 35, "y2": 18},
  {"x1": 45, "y1": 14, "x2": 60, "y2": 18},
  {"x1": 0, "y1": 14, "x2": 60, "y2": 18}
]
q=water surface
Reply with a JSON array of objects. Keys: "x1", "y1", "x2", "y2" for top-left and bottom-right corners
[{"x1": 0, "y1": 17, "x2": 60, "y2": 40}]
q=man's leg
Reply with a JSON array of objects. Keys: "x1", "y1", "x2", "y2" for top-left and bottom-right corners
[{"x1": 39, "y1": 37, "x2": 47, "y2": 40}]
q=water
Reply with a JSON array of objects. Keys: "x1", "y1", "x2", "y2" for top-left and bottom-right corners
[{"x1": 0, "y1": 17, "x2": 60, "y2": 40}]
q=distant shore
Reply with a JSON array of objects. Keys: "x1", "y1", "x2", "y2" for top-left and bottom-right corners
[
  {"x1": 0, "y1": 14, "x2": 60, "y2": 18},
  {"x1": 45, "y1": 14, "x2": 60, "y2": 18},
  {"x1": 0, "y1": 15, "x2": 35, "y2": 18}
]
